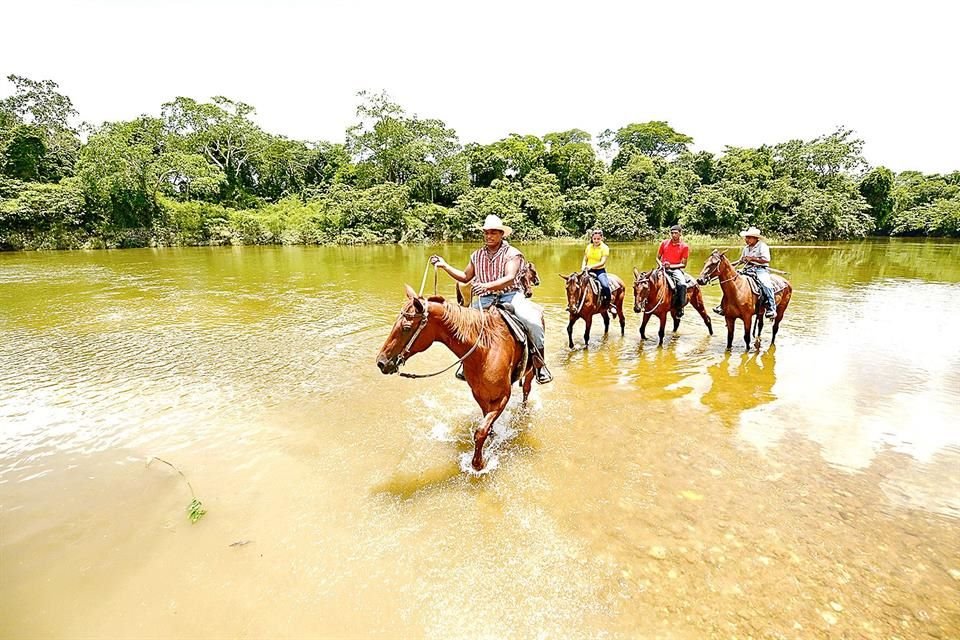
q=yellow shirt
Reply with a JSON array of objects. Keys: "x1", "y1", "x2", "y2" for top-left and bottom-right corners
[{"x1": 584, "y1": 242, "x2": 610, "y2": 269}]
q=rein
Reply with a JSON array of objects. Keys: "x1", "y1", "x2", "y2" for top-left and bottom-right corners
[
  {"x1": 397, "y1": 300, "x2": 487, "y2": 379},
  {"x1": 637, "y1": 269, "x2": 667, "y2": 316}
]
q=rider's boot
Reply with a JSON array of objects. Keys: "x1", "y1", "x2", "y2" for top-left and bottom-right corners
[{"x1": 533, "y1": 350, "x2": 553, "y2": 384}]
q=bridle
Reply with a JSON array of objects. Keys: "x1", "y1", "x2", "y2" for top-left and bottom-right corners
[
  {"x1": 392, "y1": 299, "x2": 487, "y2": 379},
  {"x1": 634, "y1": 269, "x2": 666, "y2": 315},
  {"x1": 699, "y1": 256, "x2": 739, "y2": 286}
]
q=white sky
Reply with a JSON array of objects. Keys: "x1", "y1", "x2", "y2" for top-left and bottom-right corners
[{"x1": 3, "y1": 0, "x2": 958, "y2": 173}]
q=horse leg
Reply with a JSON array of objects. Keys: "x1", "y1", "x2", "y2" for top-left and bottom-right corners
[
  {"x1": 725, "y1": 317, "x2": 736, "y2": 350},
  {"x1": 566, "y1": 316, "x2": 576, "y2": 349},
  {"x1": 639, "y1": 313, "x2": 650, "y2": 340},
  {"x1": 672, "y1": 313, "x2": 681, "y2": 333},
  {"x1": 742, "y1": 315, "x2": 752, "y2": 351},
  {"x1": 658, "y1": 312, "x2": 667, "y2": 346},
  {"x1": 772, "y1": 289, "x2": 791, "y2": 345},
  {"x1": 617, "y1": 295, "x2": 626, "y2": 336},
  {"x1": 601, "y1": 311, "x2": 610, "y2": 335},
  {"x1": 521, "y1": 368, "x2": 533, "y2": 403},
  {"x1": 690, "y1": 288, "x2": 713, "y2": 335},
  {"x1": 754, "y1": 316, "x2": 763, "y2": 351},
  {"x1": 472, "y1": 397, "x2": 509, "y2": 471},
  {"x1": 583, "y1": 315, "x2": 593, "y2": 347}
]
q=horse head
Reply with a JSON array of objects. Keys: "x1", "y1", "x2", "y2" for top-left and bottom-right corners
[
  {"x1": 697, "y1": 249, "x2": 727, "y2": 286},
  {"x1": 376, "y1": 284, "x2": 435, "y2": 374},
  {"x1": 632, "y1": 267, "x2": 653, "y2": 313},
  {"x1": 519, "y1": 261, "x2": 540, "y2": 298},
  {"x1": 559, "y1": 272, "x2": 586, "y2": 314}
]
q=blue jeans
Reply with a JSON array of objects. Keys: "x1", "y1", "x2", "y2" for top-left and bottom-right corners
[
  {"x1": 746, "y1": 267, "x2": 776, "y2": 313},
  {"x1": 589, "y1": 268, "x2": 611, "y2": 301}
]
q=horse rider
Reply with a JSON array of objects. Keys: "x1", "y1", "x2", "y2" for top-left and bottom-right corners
[
  {"x1": 657, "y1": 224, "x2": 690, "y2": 318},
  {"x1": 430, "y1": 214, "x2": 553, "y2": 384},
  {"x1": 581, "y1": 228, "x2": 612, "y2": 309},
  {"x1": 737, "y1": 226, "x2": 777, "y2": 320}
]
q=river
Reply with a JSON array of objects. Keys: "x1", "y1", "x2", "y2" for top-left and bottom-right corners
[{"x1": 1, "y1": 239, "x2": 958, "y2": 638}]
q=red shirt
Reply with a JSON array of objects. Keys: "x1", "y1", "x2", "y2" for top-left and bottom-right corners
[{"x1": 658, "y1": 239, "x2": 689, "y2": 266}]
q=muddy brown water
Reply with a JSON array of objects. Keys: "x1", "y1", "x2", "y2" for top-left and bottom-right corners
[{"x1": 1, "y1": 240, "x2": 958, "y2": 638}]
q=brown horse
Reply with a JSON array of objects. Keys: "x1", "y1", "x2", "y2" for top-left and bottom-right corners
[
  {"x1": 519, "y1": 261, "x2": 540, "y2": 298},
  {"x1": 376, "y1": 285, "x2": 536, "y2": 471},
  {"x1": 559, "y1": 271, "x2": 626, "y2": 348},
  {"x1": 696, "y1": 250, "x2": 793, "y2": 350},
  {"x1": 631, "y1": 267, "x2": 713, "y2": 345}
]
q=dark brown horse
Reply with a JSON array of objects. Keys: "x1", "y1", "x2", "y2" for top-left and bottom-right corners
[
  {"x1": 631, "y1": 267, "x2": 713, "y2": 345},
  {"x1": 518, "y1": 261, "x2": 540, "y2": 298},
  {"x1": 559, "y1": 271, "x2": 626, "y2": 348},
  {"x1": 376, "y1": 285, "x2": 536, "y2": 471},
  {"x1": 696, "y1": 250, "x2": 793, "y2": 350}
]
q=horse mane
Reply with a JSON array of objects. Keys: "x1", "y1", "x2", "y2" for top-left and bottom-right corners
[{"x1": 438, "y1": 301, "x2": 492, "y2": 347}]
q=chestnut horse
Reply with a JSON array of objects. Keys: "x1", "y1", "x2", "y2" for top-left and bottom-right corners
[
  {"x1": 631, "y1": 267, "x2": 713, "y2": 345},
  {"x1": 696, "y1": 250, "x2": 792, "y2": 350},
  {"x1": 376, "y1": 285, "x2": 536, "y2": 471},
  {"x1": 559, "y1": 271, "x2": 626, "y2": 348}
]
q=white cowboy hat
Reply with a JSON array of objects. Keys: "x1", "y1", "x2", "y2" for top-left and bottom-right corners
[
  {"x1": 740, "y1": 226, "x2": 763, "y2": 238},
  {"x1": 480, "y1": 214, "x2": 512, "y2": 237}
]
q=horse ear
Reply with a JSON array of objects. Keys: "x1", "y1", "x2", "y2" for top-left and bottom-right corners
[
  {"x1": 719, "y1": 249, "x2": 728, "y2": 256},
  {"x1": 633, "y1": 267, "x2": 640, "y2": 280},
  {"x1": 456, "y1": 285, "x2": 465, "y2": 306},
  {"x1": 404, "y1": 284, "x2": 418, "y2": 299},
  {"x1": 410, "y1": 296, "x2": 424, "y2": 313},
  {"x1": 558, "y1": 274, "x2": 568, "y2": 280}
]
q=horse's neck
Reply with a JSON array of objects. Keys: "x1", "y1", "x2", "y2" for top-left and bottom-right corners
[
  {"x1": 432, "y1": 303, "x2": 489, "y2": 357},
  {"x1": 651, "y1": 272, "x2": 668, "y2": 304},
  {"x1": 717, "y1": 259, "x2": 748, "y2": 296}
]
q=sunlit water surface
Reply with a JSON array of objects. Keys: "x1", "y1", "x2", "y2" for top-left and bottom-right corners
[{"x1": 1, "y1": 240, "x2": 958, "y2": 638}]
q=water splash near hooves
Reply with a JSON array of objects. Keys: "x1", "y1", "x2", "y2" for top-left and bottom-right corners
[{"x1": 459, "y1": 452, "x2": 499, "y2": 476}]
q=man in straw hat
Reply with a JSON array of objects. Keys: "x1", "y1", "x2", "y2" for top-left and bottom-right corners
[
  {"x1": 738, "y1": 226, "x2": 777, "y2": 320},
  {"x1": 430, "y1": 214, "x2": 552, "y2": 384}
]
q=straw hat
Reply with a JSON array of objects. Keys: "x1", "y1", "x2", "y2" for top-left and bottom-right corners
[
  {"x1": 480, "y1": 214, "x2": 512, "y2": 237},
  {"x1": 740, "y1": 226, "x2": 763, "y2": 238}
]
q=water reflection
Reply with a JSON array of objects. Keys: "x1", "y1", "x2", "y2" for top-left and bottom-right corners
[{"x1": 701, "y1": 350, "x2": 778, "y2": 429}]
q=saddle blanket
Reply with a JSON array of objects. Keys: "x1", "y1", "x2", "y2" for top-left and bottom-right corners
[
  {"x1": 744, "y1": 272, "x2": 789, "y2": 295},
  {"x1": 662, "y1": 271, "x2": 697, "y2": 291},
  {"x1": 587, "y1": 273, "x2": 622, "y2": 296}
]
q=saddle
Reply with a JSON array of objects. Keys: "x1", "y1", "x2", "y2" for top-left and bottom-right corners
[
  {"x1": 586, "y1": 272, "x2": 622, "y2": 297},
  {"x1": 495, "y1": 303, "x2": 531, "y2": 384},
  {"x1": 742, "y1": 271, "x2": 788, "y2": 296},
  {"x1": 661, "y1": 270, "x2": 696, "y2": 291}
]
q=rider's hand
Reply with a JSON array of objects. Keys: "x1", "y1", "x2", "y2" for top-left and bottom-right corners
[
  {"x1": 471, "y1": 282, "x2": 488, "y2": 296},
  {"x1": 429, "y1": 255, "x2": 446, "y2": 269}
]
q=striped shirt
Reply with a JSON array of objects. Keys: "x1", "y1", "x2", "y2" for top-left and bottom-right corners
[{"x1": 470, "y1": 242, "x2": 523, "y2": 292}]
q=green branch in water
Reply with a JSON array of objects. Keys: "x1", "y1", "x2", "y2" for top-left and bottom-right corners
[{"x1": 148, "y1": 456, "x2": 207, "y2": 524}]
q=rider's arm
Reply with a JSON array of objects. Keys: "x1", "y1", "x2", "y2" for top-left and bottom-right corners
[
  {"x1": 581, "y1": 246, "x2": 589, "y2": 271},
  {"x1": 430, "y1": 255, "x2": 474, "y2": 283}
]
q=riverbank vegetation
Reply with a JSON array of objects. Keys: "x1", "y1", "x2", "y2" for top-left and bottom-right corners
[{"x1": 1, "y1": 75, "x2": 957, "y2": 250}]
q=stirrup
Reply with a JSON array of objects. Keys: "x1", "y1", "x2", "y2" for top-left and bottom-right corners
[
  {"x1": 535, "y1": 365, "x2": 553, "y2": 384},
  {"x1": 712, "y1": 305, "x2": 723, "y2": 316},
  {"x1": 455, "y1": 365, "x2": 466, "y2": 381}
]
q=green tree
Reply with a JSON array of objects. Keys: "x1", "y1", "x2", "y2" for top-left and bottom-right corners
[
  {"x1": 543, "y1": 129, "x2": 604, "y2": 191},
  {"x1": 0, "y1": 75, "x2": 81, "y2": 181},
  {"x1": 859, "y1": 166, "x2": 895, "y2": 232},
  {"x1": 600, "y1": 121, "x2": 693, "y2": 169},
  {"x1": 77, "y1": 117, "x2": 222, "y2": 228},
  {"x1": 345, "y1": 91, "x2": 461, "y2": 204},
  {"x1": 162, "y1": 96, "x2": 269, "y2": 206}
]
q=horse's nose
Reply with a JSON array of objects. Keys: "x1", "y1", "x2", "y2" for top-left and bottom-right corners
[
  {"x1": 376, "y1": 356, "x2": 394, "y2": 374},
  {"x1": 696, "y1": 277, "x2": 707, "y2": 286},
  {"x1": 633, "y1": 304, "x2": 641, "y2": 313}
]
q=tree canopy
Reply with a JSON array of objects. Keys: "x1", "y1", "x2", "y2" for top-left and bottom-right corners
[{"x1": 2, "y1": 76, "x2": 957, "y2": 250}]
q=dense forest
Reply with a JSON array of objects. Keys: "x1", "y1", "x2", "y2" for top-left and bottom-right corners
[{"x1": 1, "y1": 75, "x2": 957, "y2": 250}]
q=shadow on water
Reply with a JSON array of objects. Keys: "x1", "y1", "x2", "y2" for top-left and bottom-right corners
[
  {"x1": 370, "y1": 461, "x2": 464, "y2": 500},
  {"x1": 701, "y1": 348, "x2": 778, "y2": 428}
]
